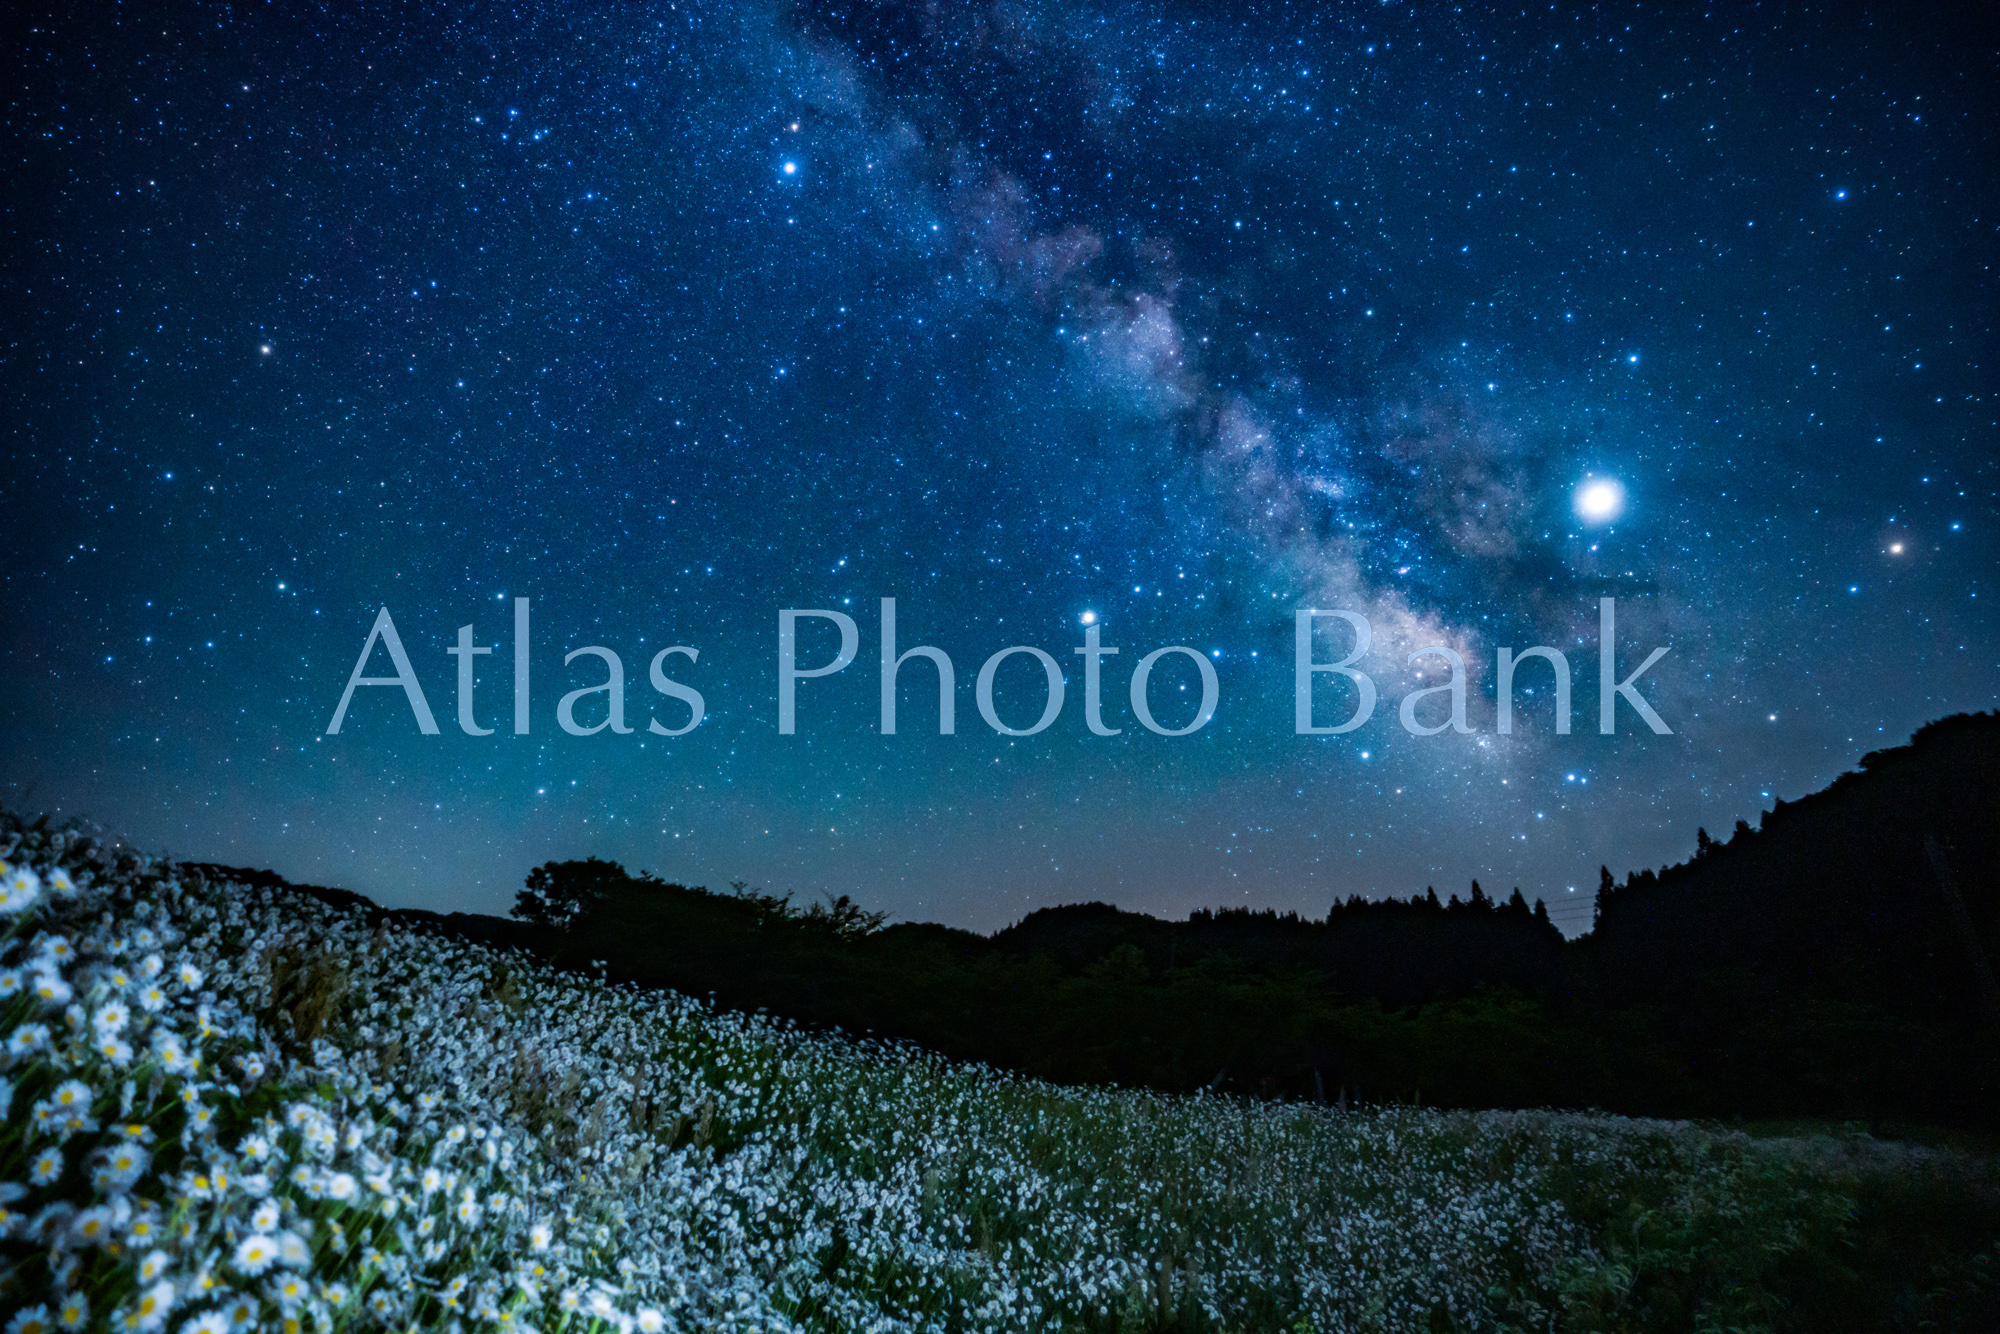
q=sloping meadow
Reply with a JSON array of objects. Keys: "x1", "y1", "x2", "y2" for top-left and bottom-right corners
[{"x1": 2, "y1": 818, "x2": 1994, "y2": 1333}]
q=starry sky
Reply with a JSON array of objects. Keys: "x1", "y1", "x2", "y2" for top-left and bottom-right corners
[{"x1": 4, "y1": 1, "x2": 1995, "y2": 934}]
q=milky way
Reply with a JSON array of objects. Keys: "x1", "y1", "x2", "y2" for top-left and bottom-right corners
[{"x1": 4, "y1": 1, "x2": 1993, "y2": 933}]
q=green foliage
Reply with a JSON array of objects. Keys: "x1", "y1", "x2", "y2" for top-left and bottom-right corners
[
  {"x1": 498, "y1": 714, "x2": 2000, "y2": 1130},
  {"x1": 1543, "y1": 1128, "x2": 2000, "y2": 1333},
  {"x1": 5, "y1": 810, "x2": 1997, "y2": 1333}
]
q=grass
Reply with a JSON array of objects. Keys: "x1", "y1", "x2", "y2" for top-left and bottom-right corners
[{"x1": 1, "y1": 814, "x2": 1995, "y2": 1332}]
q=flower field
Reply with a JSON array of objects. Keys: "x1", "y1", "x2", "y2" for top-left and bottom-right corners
[{"x1": 2, "y1": 817, "x2": 1995, "y2": 1333}]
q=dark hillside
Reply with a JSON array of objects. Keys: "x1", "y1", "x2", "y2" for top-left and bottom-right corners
[
  {"x1": 1593, "y1": 712, "x2": 2000, "y2": 1012},
  {"x1": 165, "y1": 712, "x2": 2000, "y2": 1126},
  {"x1": 1584, "y1": 711, "x2": 2000, "y2": 1122}
]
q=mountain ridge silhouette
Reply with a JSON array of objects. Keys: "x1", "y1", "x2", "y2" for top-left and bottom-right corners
[{"x1": 177, "y1": 711, "x2": 2000, "y2": 1126}]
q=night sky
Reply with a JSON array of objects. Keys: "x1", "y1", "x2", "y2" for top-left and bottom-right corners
[{"x1": 5, "y1": 1, "x2": 1994, "y2": 935}]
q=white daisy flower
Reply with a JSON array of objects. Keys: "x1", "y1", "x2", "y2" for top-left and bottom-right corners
[
  {"x1": 276, "y1": 1230, "x2": 310, "y2": 1267},
  {"x1": 130, "y1": 1282, "x2": 175, "y2": 1333},
  {"x1": 152, "y1": 1032, "x2": 189, "y2": 1073},
  {"x1": 0, "y1": 868, "x2": 41, "y2": 914},
  {"x1": 50, "y1": 1079, "x2": 93, "y2": 1109},
  {"x1": 99, "y1": 1142, "x2": 151, "y2": 1188},
  {"x1": 267, "y1": 1273, "x2": 310, "y2": 1311},
  {"x1": 70, "y1": 1206, "x2": 117, "y2": 1247},
  {"x1": 29, "y1": 1148, "x2": 62, "y2": 1185},
  {"x1": 6, "y1": 1306, "x2": 54, "y2": 1334},
  {"x1": 232, "y1": 1233, "x2": 280, "y2": 1276}
]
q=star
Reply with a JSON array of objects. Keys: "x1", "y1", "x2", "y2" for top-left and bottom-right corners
[{"x1": 1575, "y1": 479, "x2": 1625, "y2": 523}]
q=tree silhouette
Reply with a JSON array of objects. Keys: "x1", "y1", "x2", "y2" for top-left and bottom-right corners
[{"x1": 513, "y1": 857, "x2": 628, "y2": 927}]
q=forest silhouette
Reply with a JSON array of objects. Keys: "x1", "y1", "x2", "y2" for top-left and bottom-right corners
[{"x1": 193, "y1": 711, "x2": 2000, "y2": 1129}]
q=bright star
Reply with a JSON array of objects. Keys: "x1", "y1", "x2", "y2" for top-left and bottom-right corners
[{"x1": 1575, "y1": 478, "x2": 1625, "y2": 523}]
